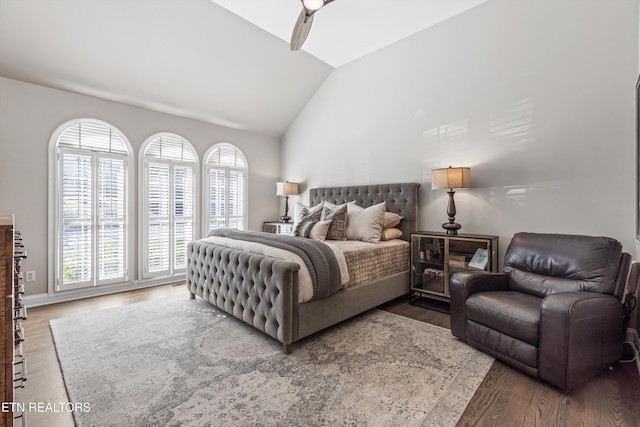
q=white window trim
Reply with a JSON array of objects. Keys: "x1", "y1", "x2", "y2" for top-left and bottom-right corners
[
  {"x1": 138, "y1": 133, "x2": 199, "y2": 281},
  {"x1": 202, "y1": 143, "x2": 248, "y2": 237},
  {"x1": 47, "y1": 118, "x2": 134, "y2": 296}
]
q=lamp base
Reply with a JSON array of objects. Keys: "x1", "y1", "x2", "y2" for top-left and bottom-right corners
[
  {"x1": 442, "y1": 190, "x2": 461, "y2": 235},
  {"x1": 280, "y1": 195, "x2": 291, "y2": 223},
  {"x1": 442, "y1": 222, "x2": 461, "y2": 235}
]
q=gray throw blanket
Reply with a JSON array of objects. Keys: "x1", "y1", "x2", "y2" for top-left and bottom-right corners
[{"x1": 208, "y1": 229, "x2": 342, "y2": 301}]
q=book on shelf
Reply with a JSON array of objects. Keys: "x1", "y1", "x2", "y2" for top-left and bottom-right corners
[
  {"x1": 449, "y1": 254, "x2": 466, "y2": 268},
  {"x1": 469, "y1": 248, "x2": 489, "y2": 270}
]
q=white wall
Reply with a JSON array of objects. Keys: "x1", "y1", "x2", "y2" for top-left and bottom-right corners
[
  {"x1": 0, "y1": 77, "x2": 281, "y2": 297},
  {"x1": 282, "y1": 0, "x2": 639, "y2": 262}
]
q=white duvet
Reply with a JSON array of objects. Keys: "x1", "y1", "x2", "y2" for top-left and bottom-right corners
[{"x1": 200, "y1": 236, "x2": 349, "y2": 303}]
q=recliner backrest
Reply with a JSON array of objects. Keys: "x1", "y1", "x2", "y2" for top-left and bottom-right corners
[{"x1": 503, "y1": 232, "x2": 624, "y2": 298}]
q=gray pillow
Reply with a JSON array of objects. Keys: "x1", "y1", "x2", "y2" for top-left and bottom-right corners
[
  {"x1": 293, "y1": 213, "x2": 319, "y2": 238},
  {"x1": 292, "y1": 202, "x2": 323, "y2": 231},
  {"x1": 321, "y1": 204, "x2": 348, "y2": 240}
]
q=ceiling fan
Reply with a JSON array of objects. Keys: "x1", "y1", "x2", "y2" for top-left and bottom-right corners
[{"x1": 290, "y1": 0, "x2": 335, "y2": 51}]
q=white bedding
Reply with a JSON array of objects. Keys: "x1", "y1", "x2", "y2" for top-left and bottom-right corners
[{"x1": 200, "y1": 235, "x2": 349, "y2": 303}]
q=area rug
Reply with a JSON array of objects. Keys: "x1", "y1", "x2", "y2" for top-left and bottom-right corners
[{"x1": 50, "y1": 297, "x2": 493, "y2": 427}]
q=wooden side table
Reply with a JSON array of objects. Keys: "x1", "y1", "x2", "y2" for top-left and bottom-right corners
[{"x1": 410, "y1": 231, "x2": 498, "y2": 312}]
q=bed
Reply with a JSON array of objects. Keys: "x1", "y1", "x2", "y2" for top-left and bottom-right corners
[{"x1": 187, "y1": 182, "x2": 420, "y2": 353}]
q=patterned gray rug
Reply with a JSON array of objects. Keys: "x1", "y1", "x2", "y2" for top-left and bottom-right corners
[{"x1": 50, "y1": 296, "x2": 493, "y2": 427}]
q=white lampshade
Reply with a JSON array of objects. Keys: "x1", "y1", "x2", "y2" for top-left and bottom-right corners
[
  {"x1": 303, "y1": 0, "x2": 325, "y2": 11},
  {"x1": 432, "y1": 167, "x2": 471, "y2": 190},
  {"x1": 276, "y1": 181, "x2": 299, "y2": 196}
]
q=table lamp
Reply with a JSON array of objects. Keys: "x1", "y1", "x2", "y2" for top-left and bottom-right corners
[
  {"x1": 276, "y1": 181, "x2": 299, "y2": 223},
  {"x1": 431, "y1": 167, "x2": 470, "y2": 235}
]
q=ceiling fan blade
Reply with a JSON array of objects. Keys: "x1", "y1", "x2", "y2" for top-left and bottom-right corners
[{"x1": 290, "y1": 8, "x2": 314, "y2": 51}]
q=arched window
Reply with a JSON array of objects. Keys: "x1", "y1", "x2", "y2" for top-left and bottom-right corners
[
  {"x1": 140, "y1": 133, "x2": 198, "y2": 278},
  {"x1": 50, "y1": 119, "x2": 132, "y2": 291},
  {"x1": 204, "y1": 143, "x2": 247, "y2": 233}
]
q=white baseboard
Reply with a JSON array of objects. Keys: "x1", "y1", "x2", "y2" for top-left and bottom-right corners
[
  {"x1": 23, "y1": 278, "x2": 185, "y2": 308},
  {"x1": 625, "y1": 327, "x2": 640, "y2": 375}
]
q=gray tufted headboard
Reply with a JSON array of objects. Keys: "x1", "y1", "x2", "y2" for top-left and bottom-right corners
[{"x1": 309, "y1": 182, "x2": 420, "y2": 242}]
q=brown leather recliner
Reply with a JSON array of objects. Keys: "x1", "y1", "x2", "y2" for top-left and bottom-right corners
[{"x1": 450, "y1": 232, "x2": 631, "y2": 392}]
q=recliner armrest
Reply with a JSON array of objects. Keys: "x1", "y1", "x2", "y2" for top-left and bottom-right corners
[
  {"x1": 450, "y1": 271, "x2": 510, "y2": 296},
  {"x1": 539, "y1": 291, "x2": 625, "y2": 391},
  {"x1": 450, "y1": 272, "x2": 510, "y2": 341}
]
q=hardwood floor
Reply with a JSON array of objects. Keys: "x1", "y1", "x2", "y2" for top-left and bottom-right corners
[
  {"x1": 381, "y1": 298, "x2": 640, "y2": 427},
  {"x1": 13, "y1": 283, "x2": 187, "y2": 427},
  {"x1": 13, "y1": 284, "x2": 640, "y2": 426}
]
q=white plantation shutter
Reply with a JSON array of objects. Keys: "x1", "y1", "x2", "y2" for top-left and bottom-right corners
[
  {"x1": 207, "y1": 143, "x2": 246, "y2": 168},
  {"x1": 147, "y1": 162, "x2": 171, "y2": 275},
  {"x1": 209, "y1": 168, "x2": 226, "y2": 230},
  {"x1": 205, "y1": 143, "x2": 247, "y2": 233},
  {"x1": 61, "y1": 152, "x2": 93, "y2": 286},
  {"x1": 142, "y1": 134, "x2": 197, "y2": 278},
  {"x1": 228, "y1": 169, "x2": 245, "y2": 229},
  {"x1": 58, "y1": 122, "x2": 128, "y2": 154},
  {"x1": 55, "y1": 120, "x2": 130, "y2": 291},
  {"x1": 174, "y1": 166, "x2": 194, "y2": 270},
  {"x1": 144, "y1": 134, "x2": 196, "y2": 163},
  {"x1": 97, "y1": 157, "x2": 126, "y2": 280}
]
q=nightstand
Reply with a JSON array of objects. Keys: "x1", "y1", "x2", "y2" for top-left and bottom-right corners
[
  {"x1": 263, "y1": 221, "x2": 294, "y2": 235},
  {"x1": 410, "y1": 231, "x2": 498, "y2": 312}
]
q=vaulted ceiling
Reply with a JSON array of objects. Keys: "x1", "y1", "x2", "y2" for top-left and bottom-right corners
[{"x1": 0, "y1": 0, "x2": 486, "y2": 138}]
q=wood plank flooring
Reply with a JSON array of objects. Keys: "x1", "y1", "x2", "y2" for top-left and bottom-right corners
[
  {"x1": 13, "y1": 284, "x2": 640, "y2": 426},
  {"x1": 381, "y1": 298, "x2": 640, "y2": 427},
  {"x1": 13, "y1": 283, "x2": 187, "y2": 427}
]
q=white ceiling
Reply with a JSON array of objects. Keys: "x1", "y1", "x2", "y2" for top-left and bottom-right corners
[
  {"x1": 0, "y1": 0, "x2": 486, "y2": 138},
  {"x1": 212, "y1": 0, "x2": 488, "y2": 68}
]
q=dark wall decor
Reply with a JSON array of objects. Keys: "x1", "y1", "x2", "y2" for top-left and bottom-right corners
[
  {"x1": 635, "y1": 75, "x2": 640, "y2": 335},
  {"x1": 637, "y1": 74, "x2": 640, "y2": 239}
]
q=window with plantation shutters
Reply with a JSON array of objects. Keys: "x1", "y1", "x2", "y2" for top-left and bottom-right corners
[
  {"x1": 52, "y1": 119, "x2": 131, "y2": 291},
  {"x1": 204, "y1": 143, "x2": 247, "y2": 233},
  {"x1": 141, "y1": 134, "x2": 197, "y2": 278}
]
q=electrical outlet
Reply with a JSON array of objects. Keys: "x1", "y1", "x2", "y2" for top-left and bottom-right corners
[{"x1": 25, "y1": 271, "x2": 35, "y2": 282}]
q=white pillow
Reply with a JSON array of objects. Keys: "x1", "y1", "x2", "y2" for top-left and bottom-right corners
[
  {"x1": 346, "y1": 202, "x2": 386, "y2": 243},
  {"x1": 308, "y1": 220, "x2": 332, "y2": 242},
  {"x1": 293, "y1": 214, "x2": 332, "y2": 241}
]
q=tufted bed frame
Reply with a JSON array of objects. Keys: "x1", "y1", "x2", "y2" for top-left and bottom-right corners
[{"x1": 187, "y1": 182, "x2": 420, "y2": 353}]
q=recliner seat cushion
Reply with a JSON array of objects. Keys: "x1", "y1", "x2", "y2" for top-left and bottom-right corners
[{"x1": 466, "y1": 291, "x2": 542, "y2": 346}]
